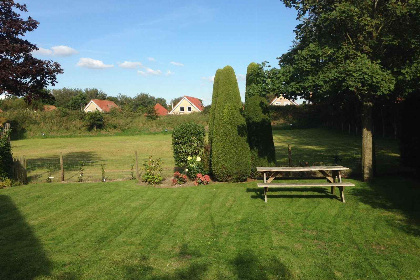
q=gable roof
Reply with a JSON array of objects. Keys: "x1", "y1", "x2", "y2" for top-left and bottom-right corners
[
  {"x1": 184, "y1": 96, "x2": 204, "y2": 111},
  {"x1": 154, "y1": 103, "x2": 168, "y2": 116},
  {"x1": 270, "y1": 95, "x2": 298, "y2": 106},
  {"x1": 87, "y1": 99, "x2": 119, "y2": 112},
  {"x1": 169, "y1": 96, "x2": 204, "y2": 114}
]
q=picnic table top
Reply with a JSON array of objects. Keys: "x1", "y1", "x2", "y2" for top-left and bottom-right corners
[{"x1": 256, "y1": 166, "x2": 349, "y2": 172}]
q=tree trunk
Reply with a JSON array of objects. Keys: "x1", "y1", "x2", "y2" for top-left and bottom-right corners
[{"x1": 362, "y1": 102, "x2": 373, "y2": 181}]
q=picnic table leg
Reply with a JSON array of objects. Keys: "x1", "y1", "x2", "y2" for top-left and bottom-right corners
[
  {"x1": 331, "y1": 170, "x2": 337, "y2": 194},
  {"x1": 263, "y1": 172, "x2": 268, "y2": 202},
  {"x1": 339, "y1": 186, "x2": 346, "y2": 203},
  {"x1": 264, "y1": 187, "x2": 268, "y2": 203}
]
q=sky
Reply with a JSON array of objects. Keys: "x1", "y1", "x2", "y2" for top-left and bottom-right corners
[{"x1": 23, "y1": 0, "x2": 298, "y2": 105}]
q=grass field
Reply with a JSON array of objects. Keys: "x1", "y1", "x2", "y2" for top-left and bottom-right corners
[
  {"x1": 11, "y1": 128, "x2": 401, "y2": 183},
  {"x1": 1, "y1": 178, "x2": 419, "y2": 279},
  {"x1": 3, "y1": 128, "x2": 419, "y2": 279}
]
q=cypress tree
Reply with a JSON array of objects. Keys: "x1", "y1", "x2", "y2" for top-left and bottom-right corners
[
  {"x1": 211, "y1": 66, "x2": 251, "y2": 181},
  {"x1": 208, "y1": 69, "x2": 222, "y2": 148},
  {"x1": 244, "y1": 63, "x2": 276, "y2": 177}
]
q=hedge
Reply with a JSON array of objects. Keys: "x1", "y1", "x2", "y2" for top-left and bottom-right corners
[{"x1": 172, "y1": 122, "x2": 205, "y2": 168}]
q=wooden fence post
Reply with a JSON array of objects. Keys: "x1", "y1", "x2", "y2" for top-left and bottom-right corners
[
  {"x1": 135, "y1": 151, "x2": 140, "y2": 182},
  {"x1": 288, "y1": 145, "x2": 292, "y2": 167},
  {"x1": 60, "y1": 153, "x2": 64, "y2": 182}
]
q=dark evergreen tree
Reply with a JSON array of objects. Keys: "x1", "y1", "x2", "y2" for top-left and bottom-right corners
[{"x1": 211, "y1": 66, "x2": 251, "y2": 182}]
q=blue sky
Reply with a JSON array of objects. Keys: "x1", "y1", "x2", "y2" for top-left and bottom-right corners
[{"x1": 24, "y1": 0, "x2": 298, "y2": 105}]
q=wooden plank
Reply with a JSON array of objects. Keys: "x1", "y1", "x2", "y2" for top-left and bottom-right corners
[
  {"x1": 257, "y1": 182, "x2": 355, "y2": 188},
  {"x1": 319, "y1": 170, "x2": 334, "y2": 183},
  {"x1": 257, "y1": 166, "x2": 349, "y2": 172}
]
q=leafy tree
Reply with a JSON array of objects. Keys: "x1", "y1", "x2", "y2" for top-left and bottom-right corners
[
  {"x1": 0, "y1": 0, "x2": 63, "y2": 97},
  {"x1": 244, "y1": 63, "x2": 276, "y2": 177},
  {"x1": 84, "y1": 111, "x2": 104, "y2": 131},
  {"x1": 276, "y1": 0, "x2": 420, "y2": 181},
  {"x1": 155, "y1": 97, "x2": 168, "y2": 109},
  {"x1": 211, "y1": 66, "x2": 251, "y2": 182}
]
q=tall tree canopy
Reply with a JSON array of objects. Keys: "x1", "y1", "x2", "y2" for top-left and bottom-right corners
[
  {"x1": 276, "y1": 0, "x2": 420, "y2": 181},
  {"x1": 0, "y1": 0, "x2": 63, "y2": 97}
]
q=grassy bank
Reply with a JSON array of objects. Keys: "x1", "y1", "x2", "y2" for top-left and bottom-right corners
[
  {"x1": 0, "y1": 177, "x2": 419, "y2": 279},
  {"x1": 2, "y1": 109, "x2": 208, "y2": 139}
]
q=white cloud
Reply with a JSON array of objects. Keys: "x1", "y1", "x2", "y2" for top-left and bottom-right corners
[
  {"x1": 77, "y1": 58, "x2": 114, "y2": 69},
  {"x1": 118, "y1": 61, "x2": 142, "y2": 69},
  {"x1": 33, "y1": 45, "x2": 77, "y2": 56},
  {"x1": 51, "y1": 45, "x2": 78, "y2": 56},
  {"x1": 237, "y1": 74, "x2": 246, "y2": 81},
  {"x1": 138, "y1": 67, "x2": 162, "y2": 76},
  {"x1": 170, "y1": 61, "x2": 184, "y2": 67},
  {"x1": 33, "y1": 47, "x2": 53, "y2": 56},
  {"x1": 166, "y1": 70, "x2": 174, "y2": 76},
  {"x1": 148, "y1": 57, "x2": 156, "y2": 62},
  {"x1": 202, "y1": 76, "x2": 215, "y2": 83}
]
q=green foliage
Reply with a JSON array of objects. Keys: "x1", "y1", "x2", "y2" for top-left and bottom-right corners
[
  {"x1": 208, "y1": 69, "x2": 222, "y2": 149},
  {"x1": 211, "y1": 66, "x2": 251, "y2": 182},
  {"x1": 84, "y1": 111, "x2": 104, "y2": 131},
  {"x1": 0, "y1": 131, "x2": 13, "y2": 180},
  {"x1": 244, "y1": 95, "x2": 276, "y2": 177},
  {"x1": 172, "y1": 122, "x2": 205, "y2": 167},
  {"x1": 0, "y1": 177, "x2": 12, "y2": 188},
  {"x1": 186, "y1": 156, "x2": 204, "y2": 179},
  {"x1": 145, "y1": 105, "x2": 158, "y2": 120},
  {"x1": 142, "y1": 156, "x2": 163, "y2": 185}
]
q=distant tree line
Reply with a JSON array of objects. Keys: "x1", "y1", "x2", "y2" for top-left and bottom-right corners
[{"x1": 0, "y1": 88, "x2": 180, "y2": 114}]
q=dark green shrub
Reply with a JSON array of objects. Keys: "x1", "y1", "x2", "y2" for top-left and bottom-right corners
[
  {"x1": 84, "y1": 111, "x2": 104, "y2": 131},
  {"x1": 186, "y1": 156, "x2": 204, "y2": 179},
  {"x1": 172, "y1": 122, "x2": 205, "y2": 167},
  {"x1": 0, "y1": 131, "x2": 13, "y2": 180},
  {"x1": 244, "y1": 95, "x2": 276, "y2": 177},
  {"x1": 142, "y1": 156, "x2": 163, "y2": 185},
  {"x1": 211, "y1": 66, "x2": 251, "y2": 182},
  {"x1": 244, "y1": 62, "x2": 276, "y2": 177}
]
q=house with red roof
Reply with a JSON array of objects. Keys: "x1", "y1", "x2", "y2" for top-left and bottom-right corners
[
  {"x1": 169, "y1": 96, "x2": 204, "y2": 115},
  {"x1": 84, "y1": 99, "x2": 119, "y2": 113},
  {"x1": 154, "y1": 103, "x2": 168, "y2": 116}
]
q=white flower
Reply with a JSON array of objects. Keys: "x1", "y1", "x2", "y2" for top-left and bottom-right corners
[
  {"x1": 196, "y1": 156, "x2": 201, "y2": 162},
  {"x1": 185, "y1": 169, "x2": 188, "y2": 172},
  {"x1": 187, "y1": 156, "x2": 192, "y2": 160}
]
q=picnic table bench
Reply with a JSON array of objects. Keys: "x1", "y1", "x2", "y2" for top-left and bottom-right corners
[{"x1": 257, "y1": 166, "x2": 355, "y2": 203}]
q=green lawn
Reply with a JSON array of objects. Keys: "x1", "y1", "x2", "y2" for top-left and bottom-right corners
[
  {"x1": 3, "y1": 128, "x2": 419, "y2": 279},
  {"x1": 11, "y1": 128, "x2": 401, "y2": 183},
  {"x1": 1, "y1": 178, "x2": 419, "y2": 279}
]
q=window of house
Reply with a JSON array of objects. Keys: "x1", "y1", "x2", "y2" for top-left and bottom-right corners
[
  {"x1": 188, "y1": 107, "x2": 192, "y2": 112},
  {"x1": 180, "y1": 107, "x2": 184, "y2": 112},
  {"x1": 275, "y1": 102, "x2": 281, "y2": 105}
]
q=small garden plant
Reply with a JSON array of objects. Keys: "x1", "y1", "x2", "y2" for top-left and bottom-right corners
[
  {"x1": 142, "y1": 156, "x2": 163, "y2": 185},
  {"x1": 194, "y1": 173, "x2": 210, "y2": 186},
  {"x1": 172, "y1": 171, "x2": 187, "y2": 185},
  {"x1": 186, "y1": 156, "x2": 204, "y2": 179}
]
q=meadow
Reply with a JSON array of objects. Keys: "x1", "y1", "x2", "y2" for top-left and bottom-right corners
[
  {"x1": 11, "y1": 128, "x2": 401, "y2": 183},
  {"x1": 1, "y1": 128, "x2": 419, "y2": 279}
]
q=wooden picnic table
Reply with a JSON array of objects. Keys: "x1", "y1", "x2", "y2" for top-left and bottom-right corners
[{"x1": 256, "y1": 166, "x2": 355, "y2": 203}]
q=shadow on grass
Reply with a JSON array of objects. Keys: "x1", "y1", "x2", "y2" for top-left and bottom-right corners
[
  {"x1": 231, "y1": 249, "x2": 293, "y2": 280},
  {"x1": 351, "y1": 177, "x2": 420, "y2": 237},
  {"x1": 247, "y1": 187, "x2": 339, "y2": 202},
  {"x1": 0, "y1": 195, "x2": 51, "y2": 280},
  {"x1": 26, "y1": 151, "x2": 102, "y2": 182},
  {"x1": 123, "y1": 244, "x2": 207, "y2": 279}
]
